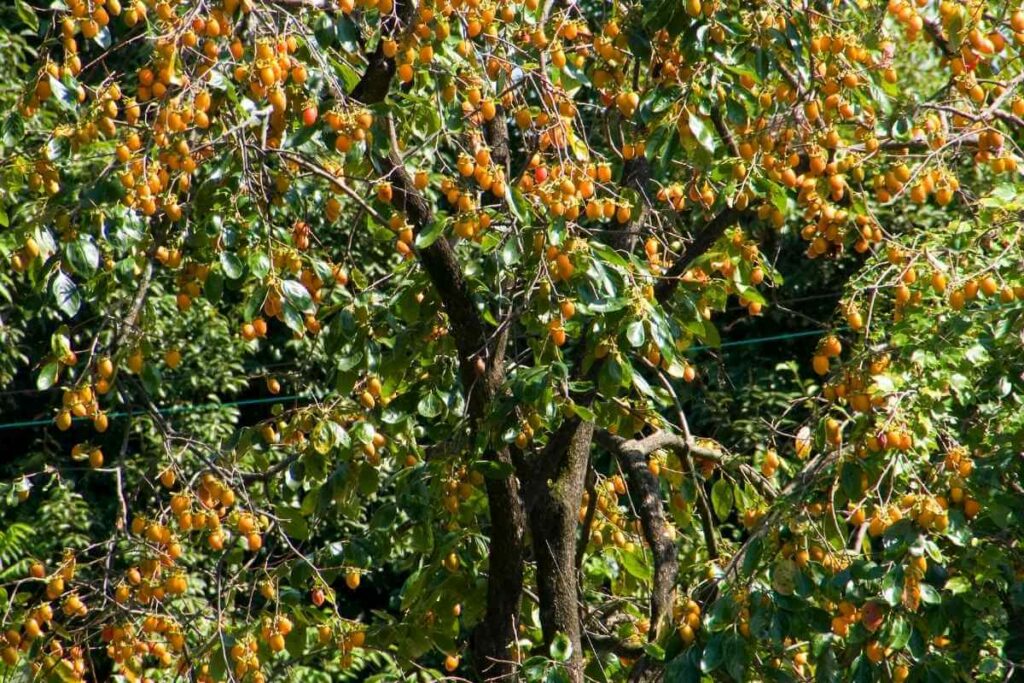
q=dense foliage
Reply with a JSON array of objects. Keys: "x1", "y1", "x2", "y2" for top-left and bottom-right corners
[{"x1": 2, "y1": 0, "x2": 1024, "y2": 681}]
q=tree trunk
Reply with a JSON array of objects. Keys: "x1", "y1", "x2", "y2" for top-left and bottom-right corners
[
  {"x1": 515, "y1": 156, "x2": 648, "y2": 679},
  {"x1": 617, "y1": 447, "x2": 678, "y2": 642},
  {"x1": 349, "y1": 7, "x2": 528, "y2": 677},
  {"x1": 527, "y1": 419, "x2": 594, "y2": 682},
  {"x1": 473, "y1": 448, "x2": 525, "y2": 680},
  {"x1": 379, "y1": 146, "x2": 527, "y2": 680}
]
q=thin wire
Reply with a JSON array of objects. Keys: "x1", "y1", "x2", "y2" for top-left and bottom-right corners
[
  {"x1": 0, "y1": 298, "x2": 1019, "y2": 432},
  {"x1": 0, "y1": 394, "x2": 310, "y2": 432},
  {"x1": 0, "y1": 324, "x2": 831, "y2": 432},
  {"x1": 0, "y1": 293, "x2": 849, "y2": 400},
  {"x1": 723, "y1": 290, "x2": 844, "y2": 313},
  {"x1": 686, "y1": 327, "x2": 829, "y2": 353},
  {"x1": 0, "y1": 360, "x2": 303, "y2": 399}
]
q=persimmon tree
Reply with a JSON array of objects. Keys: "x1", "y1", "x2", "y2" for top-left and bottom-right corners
[{"x1": 2, "y1": 0, "x2": 1024, "y2": 681}]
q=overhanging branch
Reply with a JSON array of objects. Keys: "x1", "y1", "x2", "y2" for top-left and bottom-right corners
[
  {"x1": 654, "y1": 207, "x2": 748, "y2": 305},
  {"x1": 342, "y1": 8, "x2": 524, "y2": 678}
]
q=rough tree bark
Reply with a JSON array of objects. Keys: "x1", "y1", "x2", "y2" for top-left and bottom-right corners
[
  {"x1": 517, "y1": 157, "x2": 653, "y2": 682},
  {"x1": 380, "y1": 149, "x2": 526, "y2": 680},
  {"x1": 599, "y1": 433, "x2": 680, "y2": 641},
  {"x1": 525, "y1": 420, "x2": 595, "y2": 680},
  {"x1": 347, "y1": 4, "x2": 752, "y2": 675}
]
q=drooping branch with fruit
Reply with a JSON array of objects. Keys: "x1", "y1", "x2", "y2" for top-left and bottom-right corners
[{"x1": 1, "y1": 0, "x2": 1024, "y2": 682}]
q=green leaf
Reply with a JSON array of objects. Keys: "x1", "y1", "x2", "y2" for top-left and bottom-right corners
[
  {"x1": 14, "y1": 0, "x2": 38, "y2": 31},
  {"x1": 350, "y1": 421, "x2": 376, "y2": 445},
  {"x1": 881, "y1": 564, "x2": 904, "y2": 606},
  {"x1": 771, "y1": 558, "x2": 799, "y2": 596},
  {"x1": 643, "y1": 643, "x2": 666, "y2": 661},
  {"x1": 281, "y1": 302, "x2": 304, "y2": 334},
  {"x1": 114, "y1": 257, "x2": 136, "y2": 284},
  {"x1": 93, "y1": 26, "x2": 111, "y2": 49},
  {"x1": 311, "y1": 420, "x2": 341, "y2": 455},
  {"x1": 665, "y1": 649, "x2": 702, "y2": 683},
  {"x1": 285, "y1": 623, "x2": 308, "y2": 659},
  {"x1": 336, "y1": 15, "x2": 360, "y2": 52},
  {"x1": 567, "y1": 402, "x2": 596, "y2": 422},
  {"x1": 549, "y1": 632, "x2": 573, "y2": 663},
  {"x1": 700, "y1": 634, "x2": 724, "y2": 673},
  {"x1": 66, "y1": 236, "x2": 100, "y2": 276},
  {"x1": 700, "y1": 320, "x2": 720, "y2": 348},
  {"x1": 220, "y1": 252, "x2": 244, "y2": 279},
  {"x1": 335, "y1": 350, "x2": 362, "y2": 372},
  {"x1": 711, "y1": 479, "x2": 734, "y2": 519},
  {"x1": 415, "y1": 216, "x2": 446, "y2": 249},
  {"x1": 2, "y1": 114, "x2": 25, "y2": 147},
  {"x1": 943, "y1": 576, "x2": 970, "y2": 594},
  {"x1": 206, "y1": 647, "x2": 227, "y2": 682},
  {"x1": 884, "y1": 615, "x2": 911, "y2": 650},
  {"x1": 561, "y1": 59, "x2": 591, "y2": 88},
  {"x1": 48, "y1": 76, "x2": 76, "y2": 112},
  {"x1": 620, "y1": 548, "x2": 653, "y2": 582},
  {"x1": 625, "y1": 320, "x2": 646, "y2": 348},
  {"x1": 475, "y1": 460, "x2": 514, "y2": 480},
  {"x1": 248, "y1": 251, "x2": 271, "y2": 279},
  {"x1": 279, "y1": 509, "x2": 310, "y2": 541},
  {"x1": 141, "y1": 362, "x2": 162, "y2": 394},
  {"x1": 357, "y1": 464, "x2": 379, "y2": 495},
  {"x1": 36, "y1": 361, "x2": 60, "y2": 391},
  {"x1": 918, "y1": 582, "x2": 940, "y2": 605},
  {"x1": 724, "y1": 634, "x2": 747, "y2": 681},
  {"x1": 50, "y1": 328, "x2": 69, "y2": 363},
  {"x1": 965, "y1": 344, "x2": 988, "y2": 365},
  {"x1": 281, "y1": 280, "x2": 314, "y2": 313},
  {"x1": 732, "y1": 482, "x2": 749, "y2": 513},
  {"x1": 598, "y1": 357, "x2": 624, "y2": 397},
  {"x1": 499, "y1": 235, "x2": 521, "y2": 266},
  {"x1": 840, "y1": 463, "x2": 863, "y2": 500},
  {"x1": 890, "y1": 116, "x2": 912, "y2": 141},
  {"x1": 51, "y1": 272, "x2": 81, "y2": 317},
  {"x1": 417, "y1": 391, "x2": 445, "y2": 418},
  {"x1": 741, "y1": 536, "x2": 763, "y2": 577},
  {"x1": 350, "y1": 266, "x2": 368, "y2": 290},
  {"x1": 204, "y1": 270, "x2": 224, "y2": 302},
  {"x1": 688, "y1": 115, "x2": 717, "y2": 154},
  {"x1": 871, "y1": 370, "x2": 896, "y2": 390}
]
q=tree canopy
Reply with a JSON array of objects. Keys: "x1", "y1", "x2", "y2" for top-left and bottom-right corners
[{"x1": 1, "y1": 0, "x2": 1024, "y2": 681}]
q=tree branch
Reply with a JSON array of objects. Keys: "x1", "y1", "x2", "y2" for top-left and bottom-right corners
[
  {"x1": 348, "y1": 0, "x2": 411, "y2": 103},
  {"x1": 517, "y1": 150, "x2": 658, "y2": 683},
  {"x1": 921, "y1": 15, "x2": 955, "y2": 58},
  {"x1": 526, "y1": 420, "x2": 594, "y2": 682},
  {"x1": 689, "y1": 453, "x2": 719, "y2": 561},
  {"x1": 594, "y1": 429, "x2": 723, "y2": 463},
  {"x1": 483, "y1": 104, "x2": 511, "y2": 178},
  {"x1": 596, "y1": 428, "x2": 720, "y2": 564},
  {"x1": 695, "y1": 447, "x2": 843, "y2": 607},
  {"x1": 346, "y1": 13, "x2": 525, "y2": 679},
  {"x1": 615, "y1": 156, "x2": 652, "y2": 253},
  {"x1": 611, "y1": 441, "x2": 678, "y2": 642},
  {"x1": 710, "y1": 105, "x2": 739, "y2": 158},
  {"x1": 575, "y1": 463, "x2": 597, "y2": 572},
  {"x1": 654, "y1": 207, "x2": 748, "y2": 305}
]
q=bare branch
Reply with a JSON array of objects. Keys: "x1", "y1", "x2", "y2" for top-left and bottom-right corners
[
  {"x1": 575, "y1": 463, "x2": 598, "y2": 572},
  {"x1": 654, "y1": 207, "x2": 749, "y2": 305},
  {"x1": 695, "y1": 448, "x2": 843, "y2": 607},
  {"x1": 596, "y1": 428, "x2": 721, "y2": 566},
  {"x1": 922, "y1": 16, "x2": 955, "y2": 58}
]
